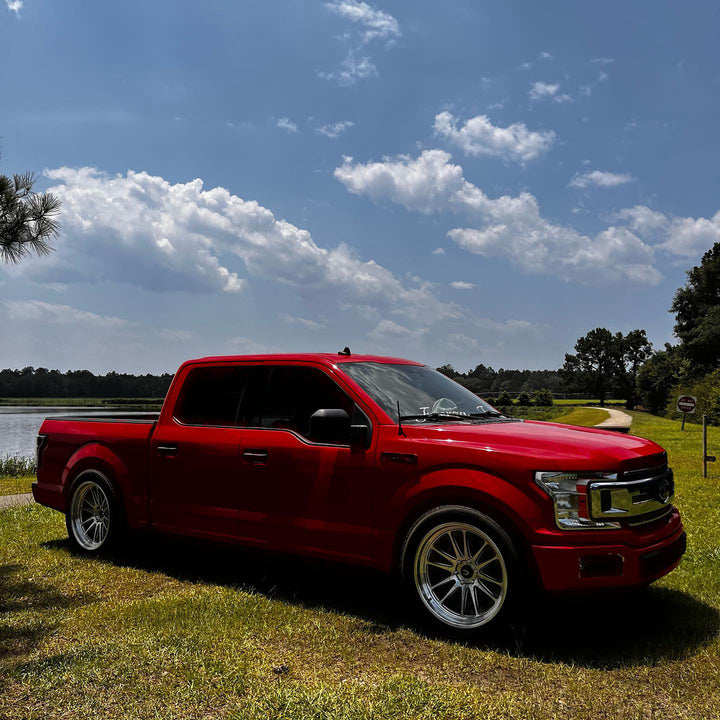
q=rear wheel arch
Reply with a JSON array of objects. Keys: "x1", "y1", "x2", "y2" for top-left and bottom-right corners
[{"x1": 62, "y1": 445, "x2": 128, "y2": 505}]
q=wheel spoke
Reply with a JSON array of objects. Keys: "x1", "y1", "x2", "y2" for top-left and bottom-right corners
[
  {"x1": 478, "y1": 572, "x2": 503, "y2": 586},
  {"x1": 476, "y1": 556, "x2": 497, "y2": 570},
  {"x1": 460, "y1": 585, "x2": 468, "y2": 615},
  {"x1": 431, "y1": 546, "x2": 456, "y2": 564},
  {"x1": 448, "y1": 531, "x2": 463, "y2": 560},
  {"x1": 470, "y1": 585, "x2": 480, "y2": 616},
  {"x1": 462, "y1": 530, "x2": 469, "y2": 559},
  {"x1": 430, "y1": 575, "x2": 455, "y2": 591},
  {"x1": 426, "y1": 560, "x2": 454, "y2": 571},
  {"x1": 439, "y1": 581, "x2": 460, "y2": 605},
  {"x1": 475, "y1": 579, "x2": 498, "y2": 601},
  {"x1": 471, "y1": 541, "x2": 488, "y2": 564}
]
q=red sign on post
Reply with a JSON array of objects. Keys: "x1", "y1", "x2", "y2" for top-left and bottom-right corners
[{"x1": 677, "y1": 395, "x2": 697, "y2": 414}]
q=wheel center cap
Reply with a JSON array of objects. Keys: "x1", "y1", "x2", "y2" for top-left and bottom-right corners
[{"x1": 459, "y1": 564, "x2": 474, "y2": 579}]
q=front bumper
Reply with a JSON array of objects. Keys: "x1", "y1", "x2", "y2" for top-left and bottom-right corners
[{"x1": 532, "y1": 516, "x2": 686, "y2": 591}]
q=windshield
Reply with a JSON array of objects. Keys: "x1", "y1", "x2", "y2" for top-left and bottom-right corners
[{"x1": 340, "y1": 362, "x2": 498, "y2": 422}]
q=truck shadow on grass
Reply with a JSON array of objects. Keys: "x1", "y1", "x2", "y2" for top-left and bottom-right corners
[
  {"x1": 44, "y1": 534, "x2": 720, "y2": 670},
  {"x1": 0, "y1": 563, "x2": 97, "y2": 664}
]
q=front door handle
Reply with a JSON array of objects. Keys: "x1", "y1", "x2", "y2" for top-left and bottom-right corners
[
  {"x1": 156, "y1": 445, "x2": 178, "y2": 457},
  {"x1": 243, "y1": 449, "x2": 268, "y2": 464}
]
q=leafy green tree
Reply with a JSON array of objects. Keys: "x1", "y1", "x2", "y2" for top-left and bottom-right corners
[
  {"x1": 562, "y1": 328, "x2": 623, "y2": 406},
  {"x1": 531, "y1": 388, "x2": 554, "y2": 406},
  {"x1": 495, "y1": 390, "x2": 513, "y2": 406},
  {"x1": 619, "y1": 329, "x2": 653, "y2": 409},
  {"x1": 0, "y1": 168, "x2": 61, "y2": 262},
  {"x1": 637, "y1": 344, "x2": 691, "y2": 414},
  {"x1": 516, "y1": 390, "x2": 531, "y2": 406},
  {"x1": 467, "y1": 363, "x2": 496, "y2": 388},
  {"x1": 671, "y1": 242, "x2": 720, "y2": 371},
  {"x1": 436, "y1": 364, "x2": 460, "y2": 379}
]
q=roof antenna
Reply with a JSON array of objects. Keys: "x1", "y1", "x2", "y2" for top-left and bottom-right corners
[
  {"x1": 397, "y1": 400, "x2": 405, "y2": 436},
  {"x1": 338, "y1": 346, "x2": 351, "y2": 356}
]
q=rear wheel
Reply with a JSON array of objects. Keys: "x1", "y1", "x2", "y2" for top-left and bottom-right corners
[
  {"x1": 401, "y1": 506, "x2": 519, "y2": 634},
  {"x1": 66, "y1": 471, "x2": 122, "y2": 553}
]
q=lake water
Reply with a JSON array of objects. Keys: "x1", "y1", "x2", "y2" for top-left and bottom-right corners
[{"x1": 0, "y1": 406, "x2": 126, "y2": 458}]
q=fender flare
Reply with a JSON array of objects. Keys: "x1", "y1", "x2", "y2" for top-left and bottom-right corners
[
  {"x1": 380, "y1": 466, "x2": 543, "y2": 578},
  {"x1": 61, "y1": 442, "x2": 129, "y2": 505}
]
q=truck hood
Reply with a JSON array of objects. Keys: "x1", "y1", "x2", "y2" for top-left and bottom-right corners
[{"x1": 403, "y1": 419, "x2": 665, "y2": 471}]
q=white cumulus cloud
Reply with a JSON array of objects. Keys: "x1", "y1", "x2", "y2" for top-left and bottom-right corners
[
  {"x1": 529, "y1": 81, "x2": 571, "y2": 103},
  {"x1": 316, "y1": 120, "x2": 355, "y2": 138},
  {"x1": 450, "y1": 281, "x2": 477, "y2": 290},
  {"x1": 318, "y1": 51, "x2": 377, "y2": 86},
  {"x1": 279, "y1": 313, "x2": 325, "y2": 330},
  {"x1": 569, "y1": 170, "x2": 635, "y2": 188},
  {"x1": 334, "y1": 150, "x2": 663, "y2": 286},
  {"x1": 321, "y1": 1, "x2": 399, "y2": 85},
  {"x1": 433, "y1": 111, "x2": 555, "y2": 164},
  {"x1": 5, "y1": 0, "x2": 22, "y2": 17},
  {"x1": 13, "y1": 167, "x2": 457, "y2": 325},
  {"x1": 613, "y1": 206, "x2": 720, "y2": 257},
  {"x1": 276, "y1": 117, "x2": 298, "y2": 133},
  {"x1": 325, "y1": 0, "x2": 400, "y2": 43}
]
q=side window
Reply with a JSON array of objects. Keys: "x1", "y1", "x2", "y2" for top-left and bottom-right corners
[
  {"x1": 260, "y1": 366, "x2": 354, "y2": 441},
  {"x1": 175, "y1": 365, "x2": 267, "y2": 427}
]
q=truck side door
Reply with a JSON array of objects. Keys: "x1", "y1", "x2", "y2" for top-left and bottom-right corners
[
  {"x1": 149, "y1": 363, "x2": 268, "y2": 541},
  {"x1": 239, "y1": 364, "x2": 378, "y2": 563}
]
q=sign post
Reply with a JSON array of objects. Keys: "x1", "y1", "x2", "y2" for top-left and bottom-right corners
[
  {"x1": 677, "y1": 395, "x2": 696, "y2": 430},
  {"x1": 704, "y1": 414, "x2": 717, "y2": 479}
]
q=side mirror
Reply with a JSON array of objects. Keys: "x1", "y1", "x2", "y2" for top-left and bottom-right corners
[
  {"x1": 349, "y1": 422, "x2": 371, "y2": 449},
  {"x1": 310, "y1": 408, "x2": 351, "y2": 443}
]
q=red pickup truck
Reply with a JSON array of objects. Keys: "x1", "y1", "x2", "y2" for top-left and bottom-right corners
[{"x1": 33, "y1": 353, "x2": 685, "y2": 634}]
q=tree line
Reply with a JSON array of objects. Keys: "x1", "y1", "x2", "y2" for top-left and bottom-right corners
[{"x1": 0, "y1": 367, "x2": 173, "y2": 399}]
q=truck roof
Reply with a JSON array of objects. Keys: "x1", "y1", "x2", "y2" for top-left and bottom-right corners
[{"x1": 187, "y1": 353, "x2": 423, "y2": 367}]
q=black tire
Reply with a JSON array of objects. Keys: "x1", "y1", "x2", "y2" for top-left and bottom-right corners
[
  {"x1": 400, "y1": 505, "x2": 521, "y2": 636},
  {"x1": 65, "y1": 470, "x2": 124, "y2": 553}
]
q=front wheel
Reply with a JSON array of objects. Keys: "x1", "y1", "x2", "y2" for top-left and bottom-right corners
[
  {"x1": 66, "y1": 471, "x2": 122, "y2": 553},
  {"x1": 401, "y1": 506, "x2": 519, "y2": 634}
]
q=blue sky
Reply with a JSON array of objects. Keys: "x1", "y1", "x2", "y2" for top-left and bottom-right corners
[{"x1": 1, "y1": 1, "x2": 719, "y2": 374}]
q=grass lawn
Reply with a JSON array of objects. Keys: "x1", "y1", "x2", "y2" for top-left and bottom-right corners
[
  {"x1": 1, "y1": 413, "x2": 719, "y2": 719},
  {"x1": 0, "y1": 475, "x2": 34, "y2": 496},
  {"x1": 551, "y1": 407, "x2": 611, "y2": 427}
]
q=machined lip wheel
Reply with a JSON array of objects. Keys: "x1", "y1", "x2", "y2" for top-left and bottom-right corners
[
  {"x1": 414, "y1": 521, "x2": 508, "y2": 629},
  {"x1": 69, "y1": 479, "x2": 111, "y2": 551}
]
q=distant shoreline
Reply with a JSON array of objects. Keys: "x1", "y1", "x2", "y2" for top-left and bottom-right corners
[{"x1": 0, "y1": 397, "x2": 163, "y2": 409}]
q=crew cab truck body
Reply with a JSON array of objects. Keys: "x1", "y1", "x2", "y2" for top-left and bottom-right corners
[{"x1": 33, "y1": 354, "x2": 686, "y2": 633}]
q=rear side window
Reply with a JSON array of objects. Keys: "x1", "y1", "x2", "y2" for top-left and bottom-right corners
[
  {"x1": 260, "y1": 366, "x2": 354, "y2": 439},
  {"x1": 175, "y1": 365, "x2": 267, "y2": 426}
]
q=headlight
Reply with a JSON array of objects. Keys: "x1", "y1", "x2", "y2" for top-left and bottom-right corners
[{"x1": 535, "y1": 471, "x2": 621, "y2": 530}]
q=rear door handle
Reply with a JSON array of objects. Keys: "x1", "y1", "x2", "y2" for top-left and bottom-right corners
[
  {"x1": 156, "y1": 445, "x2": 178, "y2": 457},
  {"x1": 243, "y1": 449, "x2": 268, "y2": 464}
]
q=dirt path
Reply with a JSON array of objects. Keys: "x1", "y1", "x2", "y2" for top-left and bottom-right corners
[
  {"x1": 0, "y1": 493, "x2": 34, "y2": 510},
  {"x1": 584, "y1": 406, "x2": 633, "y2": 430}
]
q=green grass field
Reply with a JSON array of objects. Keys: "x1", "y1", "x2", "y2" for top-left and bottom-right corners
[
  {"x1": 550, "y1": 406, "x2": 611, "y2": 426},
  {"x1": 1, "y1": 412, "x2": 719, "y2": 719},
  {"x1": 0, "y1": 475, "x2": 34, "y2": 496}
]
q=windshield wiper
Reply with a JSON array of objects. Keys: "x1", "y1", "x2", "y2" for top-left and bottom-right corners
[
  {"x1": 468, "y1": 411, "x2": 504, "y2": 418},
  {"x1": 399, "y1": 413, "x2": 473, "y2": 422}
]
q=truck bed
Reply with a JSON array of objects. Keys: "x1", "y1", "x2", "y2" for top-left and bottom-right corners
[{"x1": 35, "y1": 414, "x2": 159, "y2": 524}]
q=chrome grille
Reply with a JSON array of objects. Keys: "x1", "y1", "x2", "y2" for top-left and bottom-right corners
[{"x1": 588, "y1": 466, "x2": 674, "y2": 523}]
